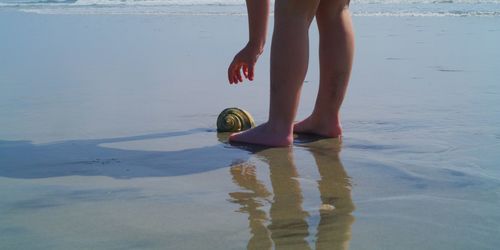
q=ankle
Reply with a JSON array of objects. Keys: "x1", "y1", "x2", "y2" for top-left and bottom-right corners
[
  {"x1": 310, "y1": 112, "x2": 340, "y2": 125},
  {"x1": 265, "y1": 120, "x2": 294, "y2": 135}
]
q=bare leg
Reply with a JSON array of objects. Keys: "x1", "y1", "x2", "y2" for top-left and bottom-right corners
[
  {"x1": 229, "y1": 0, "x2": 320, "y2": 147},
  {"x1": 294, "y1": 0, "x2": 354, "y2": 138}
]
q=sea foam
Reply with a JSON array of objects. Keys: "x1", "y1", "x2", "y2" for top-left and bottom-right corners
[{"x1": 1, "y1": 0, "x2": 500, "y2": 16}]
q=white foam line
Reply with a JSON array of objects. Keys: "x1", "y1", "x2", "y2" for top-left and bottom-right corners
[
  {"x1": 18, "y1": 8, "x2": 247, "y2": 15},
  {"x1": 3, "y1": 0, "x2": 500, "y2": 6},
  {"x1": 354, "y1": 11, "x2": 500, "y2": 16},
  {"x1": 352, "y1": 0, "x2": 500, "y2": 3},
  {"x1": 0, "y1": 0, "x2": 247, "y2": 6},
  {"x1": 17, "y1": 7, "x2": 500, "y2": 17}
]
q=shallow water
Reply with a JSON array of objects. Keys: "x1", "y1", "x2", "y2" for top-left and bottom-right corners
[{"x1": 1, "y1": 11, "x2": 500, "y2": 249}]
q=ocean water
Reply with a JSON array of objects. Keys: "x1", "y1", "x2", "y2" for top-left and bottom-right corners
[
  {"x1": 1, "y1": 3, "x2": 500, "y2": 250},
  {"x1": 1, "y1": 0, "x2": 500, "y2": 16}
]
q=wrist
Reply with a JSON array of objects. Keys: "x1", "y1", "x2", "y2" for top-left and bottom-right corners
[{"x1": 247, "y1": 40, "x2": 265, "y2": 54}]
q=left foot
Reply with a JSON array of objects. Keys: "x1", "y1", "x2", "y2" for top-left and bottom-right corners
[
  {"x1": 293, "y1": 115, "x2": 342, "y2": 138},
  {"x1": 229, "y1": 122, "x2": 293, "y2": 147}
]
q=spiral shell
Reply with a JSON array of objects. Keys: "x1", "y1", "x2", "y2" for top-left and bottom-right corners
[{"x1": 217, "y1": 107, "x2": 255, "y2": 132}]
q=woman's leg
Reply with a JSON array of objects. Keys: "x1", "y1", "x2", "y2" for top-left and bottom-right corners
[
  {"x1": 294, "y1": 0, "x2": 354, "y2": 138},
  {"x1": 230, "y1": 0, "x2": 320, "y2": 147}
]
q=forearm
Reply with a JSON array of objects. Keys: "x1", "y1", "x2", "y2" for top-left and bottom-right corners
[{"x1": 245, "y1": 0, "x2": 269, "y2": 52}]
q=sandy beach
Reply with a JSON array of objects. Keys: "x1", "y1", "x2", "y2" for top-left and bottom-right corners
[{"x1": 1, "y1": 7, "x2": 500, "y2": 250}]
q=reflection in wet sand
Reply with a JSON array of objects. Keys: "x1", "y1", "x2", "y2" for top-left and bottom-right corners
[
  {"x1": 310, "y1": 143, "x2": 355, "y2": 250},
  {"x1": 229, "y1": 163, "x2": 273, "y2": 250},
  {"x1": 228, "y1": 139, "x2": 355, "y2": 249}
]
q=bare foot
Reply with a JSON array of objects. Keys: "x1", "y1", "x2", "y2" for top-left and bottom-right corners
[
  {"x1": 229, "y1": 123, "x2": 293, "y2": 147},
  {"x1": 293, "y1": 115, "x2": 342, "y2": 138}
]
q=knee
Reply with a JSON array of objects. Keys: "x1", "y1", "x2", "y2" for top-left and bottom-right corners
[
  {"x1": 326, "y1": 68, "x2": 351, "y2": 84},
  {"x1": 316, "y1": 0, "x2": 350, "y2": 22},
  {"x1": 274, "y1": 0, "x2": 320, "y2": 26}
]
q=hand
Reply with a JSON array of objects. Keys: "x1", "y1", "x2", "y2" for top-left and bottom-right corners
[{"x1": 228, "y1": 43, "x2": 263, "y2": 84}]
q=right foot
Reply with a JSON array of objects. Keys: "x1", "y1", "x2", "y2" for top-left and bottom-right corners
[
  {"x1": 229, "y1": 122, "x2": 293, "y2": 147},
  {"x1": 293, "y1": 115, "x2": 342, "y2": 138}
]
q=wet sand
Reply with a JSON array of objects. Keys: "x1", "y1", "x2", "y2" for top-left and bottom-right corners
[{"x1": 1, "y1": 11, "x2": 500, "y2": 249}]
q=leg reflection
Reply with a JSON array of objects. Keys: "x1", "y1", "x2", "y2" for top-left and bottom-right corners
[
  {"x1": 258, "y1": 148, "x2": 311, "y2": 250},
  {"x1": 308, "y1": 141, "x2": 355, "y2": 250},
  {"x1": 229, "y1": 139, "x2": 354, "y2": 249},
  {"x1": 229, "y1": 162, "x2": 273, "y2": 250}
]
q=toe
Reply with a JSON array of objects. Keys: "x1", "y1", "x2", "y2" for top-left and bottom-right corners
[{"x1": 228, "y1": 132, "x2": 241, "y2": 142}]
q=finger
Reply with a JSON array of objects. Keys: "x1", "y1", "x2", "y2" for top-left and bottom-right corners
[
  {"x1": 229, "y1": 61, "x2": 241, "y2": 84},
  {"x1": 236, "y1": 65, "x2": 243, "y2": 83},
  {"x1": 248, "y1": 64, "x2": 255, "y2": 81},
  {"x1": 233, "y1": 67, "x2": 240, "y2": 84},
  {"x1": 242, "y1": 65, "x2": 249, "y2": 79},
  {"x1": 232, "y1": 63, "x2": 241, "y2": 84},
  {"x1": 233, "y1": 74, "x2": 239, "y2": 84}
]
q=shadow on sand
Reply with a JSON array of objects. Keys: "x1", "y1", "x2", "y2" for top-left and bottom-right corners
[{"x1": 0, "y1": 128, "x2": 252, "y2": 179}]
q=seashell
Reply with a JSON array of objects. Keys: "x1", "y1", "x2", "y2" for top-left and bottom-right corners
[
  {"x1": 217, "y1": 107, "x2": 256, "y2": 132},
  {"x1": 319, "y1": 204, "x2": 336, "y2": 212}
]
